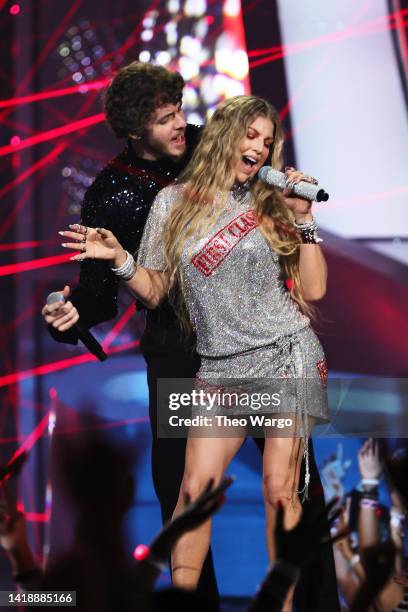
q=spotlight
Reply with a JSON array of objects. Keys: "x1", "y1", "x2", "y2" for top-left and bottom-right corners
[{"x1": 9, "y1": 4, "x2": 20, "y2": 15}]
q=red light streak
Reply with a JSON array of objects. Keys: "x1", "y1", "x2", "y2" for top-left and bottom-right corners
[
  {"x1": 0, "y1": 340, "x2": 140, "y2": 388},
  {"x1": 102, "y1": 303, "x2": 136, "y2": 349},
  {"x1": 248, "y1": 10, "x2": 408, "y2": 69},
  {"x1": 0, "y1": 240, "x2": 56, "y2": 252},
  {"x1": 0, "y1": 113, "x2": 105, "y2": 157},
  {"x1": 0, "y1": 143, "x2": 65, "y2": 200},
  {"x1": 8, "y1": 413, "x2": 50, "y2": 462},
  {"x1": 12, "y1": 0, "x2": 83, "y2": 97},
  {"x1": 0, "y1": 79, "x2": 109, "y2": 109},
  {"x1": 0, "y1": 252, "x2": 76, "y2": 277}
]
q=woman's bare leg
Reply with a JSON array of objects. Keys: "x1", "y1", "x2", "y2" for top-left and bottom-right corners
[
  {"x1": 171, "y1": 432, "x2": 245, "y2": 590},
  {"x1": 262, "y1": 435, "x2": 304, "y2": 612}
]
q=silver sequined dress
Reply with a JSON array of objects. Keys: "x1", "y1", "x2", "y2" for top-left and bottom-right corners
[{"x1": 137, "y1": 183, "x2": 329, "y2": 438}]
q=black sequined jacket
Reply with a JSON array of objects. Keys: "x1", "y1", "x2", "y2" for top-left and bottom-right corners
[{"x1": 49, "y1": 124, "x2": 202, "y2": 356}]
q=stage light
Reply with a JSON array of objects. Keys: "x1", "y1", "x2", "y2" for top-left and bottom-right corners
[
  {"x1": 200, "y1": 75, "x2": 220, "y2": 104},
  {"x1": 72, "y1": 72, "x2": 83, "y2": 83},
  {"x1": 183, "y1": 86, "x2": 199, "y2": 108},
  {"x1": 9, "y1": 4, "x2": 20, "y2": 15},
  {"x1": 223, "y1": 0, "x2": 240, "y2": 17},
  {"x1": 180, "y1": 35, "x2": 201, "y2": 59},
  {"x1": 224, "y1": 79, "x2": 245, "y2": 97},
  {"x1": 178, "y1": 56, "x2": 200, "y2": 80},
  {"x1": 139, "y1": 50, "x2": 151, "y2": 63},
  {"x1": 184, "y1": 0, "x2": 206, "y2": 18},
  {"x1": 155, "y1": 51, "x2": 171, "y2": 65},
  {"x1": 141, "y1": 29, "x2": 154, "y2": 42},
  {"x1": 167, "y1": 0, "x2": 180, "y2": 13},
  {"x1": 165, "y1": 21, "x2": 178, "y2": 46},
  {"x1": 229, "y1": 49, "x2": 249, "y2": 80},
  {"x1": 10, "y1": 136, "x2": 21, "y2": 146},
  {"x1": 187, "y1": 111, "x2": 204, "y2": 124},
  {"x1": 194, "y1": 18, "x2": 208, "y2": 39},
  {"x1": 58, "y1": 44, "x2": 70, "y2": 57}
]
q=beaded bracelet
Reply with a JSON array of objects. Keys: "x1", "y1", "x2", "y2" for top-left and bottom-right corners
[
  {"x1": 360, "y1": 498, "x2": 379, "y2": 510},
  {"x1": 110, "y1": 250, "x2": 136, "y2": 281}
]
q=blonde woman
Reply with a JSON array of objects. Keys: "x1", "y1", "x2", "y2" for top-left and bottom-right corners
[{"x1": 60, "y1": 96, "x2": 329, "y2": 604}]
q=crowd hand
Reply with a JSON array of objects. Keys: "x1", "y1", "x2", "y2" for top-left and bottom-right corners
[
  {"x1": 41, "y1": 285, "x2": 79, "y2": 332},
  {"x1": 282, "y1": 167, "x2": 317, "y2": 218},
  {"x1": 332, "y1": 502, "x2": 356, "y2": 563},
  {"x1": 149, "y1": 476, "x2": 234, "y2": 559},
  {"x1": 59, "y1": 223, "x2": 123, "y2": 263},
  {"x1": 350, "y1": 542, "x2": 396, "y2": 612},
  {"x1": 274, "y1": 497, "x2": 344, "y2": 570},
  {"x1": 358, "y1": 438, "x2": 382, "y2": 480}
]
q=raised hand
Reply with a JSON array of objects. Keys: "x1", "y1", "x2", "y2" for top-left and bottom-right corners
[
  {"x1": 60, "y1": 223, "x2": 125, "y2": 265},
  {"x1": 358, "y1": 438, "x2": 382, "y2": 480}
]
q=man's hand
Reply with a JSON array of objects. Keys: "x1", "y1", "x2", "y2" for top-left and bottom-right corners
[
  {"x1": 358, "y1": 438, "x2": 382, "y2": 481},
  {"x1": 41, "y1": 285, "x2": 79, "y2": 332}
]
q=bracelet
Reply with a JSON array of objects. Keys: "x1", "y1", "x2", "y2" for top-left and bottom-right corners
[
  {"x1": 360, "y1": 498, "x2": 379, "y2": 510},
  {"x1": 361, "y1": 478, "x2": 380, "y2": 486},
  {"x1": 110, "y1": 250, "x2": 136, "y2": 281},
  {"x1": 349, "y1": 554, "x2": 360, "y2": 569},
  {"x1": 293, "y1": 218, "x2": 323, "y2": 244}
]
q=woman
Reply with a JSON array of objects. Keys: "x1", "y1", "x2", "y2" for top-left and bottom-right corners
[{"x1": 60, "y1": 95, "x2": 328, "y2": 601}]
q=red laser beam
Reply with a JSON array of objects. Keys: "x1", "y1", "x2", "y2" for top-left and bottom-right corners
[
  {"x1": 8, "y1": 413, "x2": 50, "y2": 462},
  {"x1": 102, "y1": 303, "x2": 136, "y2": 350},
  {"x1": 0, "y1": 113, "x2": 105, "y2": 157},
  {"x1": 0, "y1": 340, "x2": 140, "y2": 388},
  {"x1": 13, "y1": 0, "x2": 83, "y2": 96},
  {"x1": 0, "y1": 252, "x2": 77, "y2": 277},
  {"x1": 248, "y1": 9, "x2": 408, "y2": 69},
  {"x1": 0, "y1": 78, "x2": 109, "y2": 109},
  {"x1": 0, "y1": 143, "x2": 65, "y2": 200},
  {"x1": 0, "y1": 240, "x2": 57, "y2": 252}
]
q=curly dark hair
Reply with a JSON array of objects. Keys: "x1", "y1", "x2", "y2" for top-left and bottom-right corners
[{"x1": 104, "y1": 61, "x2": 185, "y2": 139}]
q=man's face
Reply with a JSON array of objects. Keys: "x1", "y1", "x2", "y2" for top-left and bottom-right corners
[{"x1": 138, "y1": 102, "x2": 187, "y2": 161}]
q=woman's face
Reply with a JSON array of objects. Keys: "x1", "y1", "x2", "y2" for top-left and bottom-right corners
[{"x1": 235, "y1": 115, "x2": 274, "y2": 183}]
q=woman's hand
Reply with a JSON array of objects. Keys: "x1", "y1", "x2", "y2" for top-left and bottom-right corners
[
  {"x1": 60, "y1": 224, "x2": 126, "y2": 266},
  {"x1": 282, "y1": 167, "x2": 317, "y2": 221}
]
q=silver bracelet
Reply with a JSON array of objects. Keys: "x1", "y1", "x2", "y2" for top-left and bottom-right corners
[
  {"x1": 110, "y1": 250, "x2": 136, "y2": 281},
  {"x1": 293, "y1": 217, "x2": 323, "y2": 244}
]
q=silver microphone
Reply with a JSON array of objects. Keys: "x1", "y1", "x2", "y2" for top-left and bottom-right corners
[{"x1": 258, "y1": 167, "x2": 329, "y2": 202}]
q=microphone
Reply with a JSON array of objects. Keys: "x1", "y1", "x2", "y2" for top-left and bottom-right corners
[
  {"x1": 258, "y1": 167, "x2": 329, "y2": 202},
  {"x1": 47, "y1": 292, "x2": 108, "y2": 362}
]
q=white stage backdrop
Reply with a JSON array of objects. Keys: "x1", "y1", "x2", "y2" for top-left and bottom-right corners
[{"x1": 276, "y1": 0, "x2": 408, "y2": 238}]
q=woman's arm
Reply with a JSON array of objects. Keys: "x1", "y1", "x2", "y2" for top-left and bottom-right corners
[
  {"x1": 283, "y1": 169, "x2": 327, "y2": 301},
  {"x1": 61, "y1": 225, "x2": 169, "y2": 309}
]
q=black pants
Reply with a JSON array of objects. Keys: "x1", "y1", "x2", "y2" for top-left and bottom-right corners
[{"x1": 144, "y1": 349, "x2": 339, "y2": 611}]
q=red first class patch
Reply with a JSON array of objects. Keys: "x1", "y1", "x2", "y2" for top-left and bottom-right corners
[
  {"x1": 316, "y1": 358, "x2": 328, "y2": 389},
  {"x1": 191, "y1": 210, "x2": 259, "y2": 276}
]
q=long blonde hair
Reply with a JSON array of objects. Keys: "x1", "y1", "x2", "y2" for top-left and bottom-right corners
[{"x1": 163, "y1": 95, "x2": 309, "y2": 329}]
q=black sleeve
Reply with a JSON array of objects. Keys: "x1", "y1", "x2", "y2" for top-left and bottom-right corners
[{"x1": 48, "y1": 185, "x2": 119, "y2": 345}]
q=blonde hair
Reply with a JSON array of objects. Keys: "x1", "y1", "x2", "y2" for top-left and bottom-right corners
[{"x1": 162, "y1": 95, "x2": 310, "y2": 329}]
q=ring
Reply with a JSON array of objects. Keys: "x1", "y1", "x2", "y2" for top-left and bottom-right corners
[{"x1": 285, "y1": 166, "x2": 295, "y2": 173}]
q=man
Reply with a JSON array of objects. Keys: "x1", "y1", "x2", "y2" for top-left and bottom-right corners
[{"x1": 42, "y1": 61, "x2": 339, "y2": 610}]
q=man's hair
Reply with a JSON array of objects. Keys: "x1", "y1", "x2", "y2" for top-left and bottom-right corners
[{"x1": 104, "y1": 61, "x2": 185, "y2": 139}]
